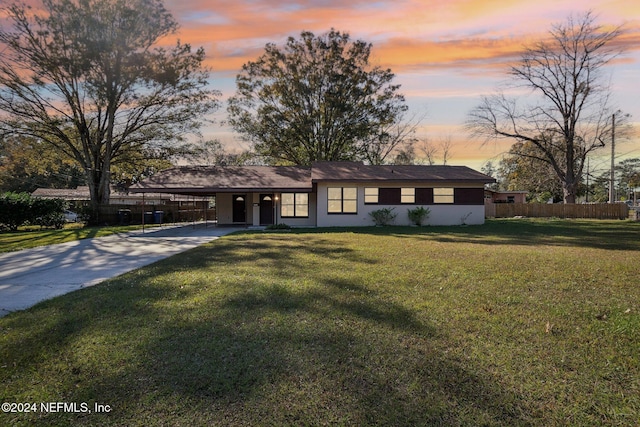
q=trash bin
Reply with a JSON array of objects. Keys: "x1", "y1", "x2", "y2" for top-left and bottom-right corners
[
  {"x1": 153, "y1": 210, "x2": 164, "y2": 224},
  {"x1": 144, "y1": 211, "x2": 154, "y2": 224},
  {"x1": 117, "y1": 209, "x2": 131, "y2": 225}
]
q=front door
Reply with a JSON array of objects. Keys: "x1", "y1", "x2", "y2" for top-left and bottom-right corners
[
  {"x1": 232, "y1": 195, "x2": 246, "y2": 223},
  {"x1": 260, "y1": 194, "x2": 274, "y2": 225}
]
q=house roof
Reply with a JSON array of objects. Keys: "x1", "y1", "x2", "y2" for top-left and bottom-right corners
[
  {"x1": 311, "y1": 161, "x2": 495, "y2": 183},
  {"x1": 129, "y1": 165, "x2": 313, "y2": 195},
  {"x1": 129, "y1": 161, "x2": 495, "y2": 195}
]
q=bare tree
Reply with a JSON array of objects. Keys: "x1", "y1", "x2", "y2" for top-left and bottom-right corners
[
  {"x1": 439, "y1": 136, "x2": 453, "y2": 166},
  {"x1": 417, "y1": 136, "x2": 454, "y2": 165},
  {"x1": 361, "y1": 110, "x2": 423, "y2": 165},
  {"x1": 467, "y1": 11, "x2": 625, "y2": 203},
  {"x1": 417, "y1": 138, "x2": 438, "y2": 165}
]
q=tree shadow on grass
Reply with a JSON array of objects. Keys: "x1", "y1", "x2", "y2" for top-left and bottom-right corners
[
  {"x1": 132, "y1": 274, "x2": 532, "y2": 426},
  {"x1": 0, "y1": 227, "x2": 102, "y2": 253},
  {"x1": 0, "y1": 234, "x2": 535, "y2": 426},
  {"x1": 273, "y1": 219, "x2": 640, "y2": 251}
]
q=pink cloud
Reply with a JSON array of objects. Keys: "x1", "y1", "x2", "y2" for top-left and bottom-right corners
[
  {"x1": 2, "y1": 0, "x2": 638, "y2": 162},
  {"x1": 162, "y1": 0, "x2": 640, "y2": 77}
]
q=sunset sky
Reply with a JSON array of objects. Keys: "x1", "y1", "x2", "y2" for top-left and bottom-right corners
[{"x1": 157, "y1": 0, "x2": 640, "y2": 172}]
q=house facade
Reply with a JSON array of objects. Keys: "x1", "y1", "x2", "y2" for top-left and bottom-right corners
[{"x1": 130, "y1": 161, "x2": 495, "y2": 227}]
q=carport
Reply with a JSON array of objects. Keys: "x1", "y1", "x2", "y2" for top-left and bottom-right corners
[{"x1": 129, "y1": 165, "x2": 313, "y2": 227}]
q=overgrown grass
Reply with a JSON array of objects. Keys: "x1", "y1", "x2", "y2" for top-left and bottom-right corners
[
  {"x1": 1, "y1": 219, "x2": 638, "y2": 426},
  {"x1": 0, "y1": 223, "x2": 162, "y2": 253}
]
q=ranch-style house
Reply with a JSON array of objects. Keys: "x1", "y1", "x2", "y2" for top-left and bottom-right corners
[{"x1": 130, "y1": 161, "x2": 495, "y2": 227}]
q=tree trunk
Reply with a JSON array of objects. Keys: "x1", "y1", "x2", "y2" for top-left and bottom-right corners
[
  {"x1": 85, "y1": 166, "x2": 110, "y2": 225},
  {"x1": 563, "y1": 180, "x2": 578, "y2": 204}
]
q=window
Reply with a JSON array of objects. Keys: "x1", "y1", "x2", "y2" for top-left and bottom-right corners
[
  {"x1": 281, "y1": 193, "x2": 309, "y2": 217},
  {"x1": 328, "y1": 187, "x2": 357, "y2": 214},
  {"x1": 364, "y1": 187, "x2": 379, "y2": 204},
  {"x1": 401, "y1": 188, "x2": 415, "y2": 204},
  {"x1": 433, "y1": 188, "x2": 454, "y2": 203}
]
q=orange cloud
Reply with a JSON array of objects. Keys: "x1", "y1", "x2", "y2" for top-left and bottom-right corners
[
  {"x1": 163, "y1": 0, "x2": 640, "y2": 79},
  {"x1": 373, "y1": 37, "x2": 525, "y2": 73},
  {"x1": 3, "y1": 0, "x2": 638, "y2": 163}
]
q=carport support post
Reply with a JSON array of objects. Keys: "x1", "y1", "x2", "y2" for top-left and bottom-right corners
[
  {"x1": 203, "y1": 196, "x2": 207, "y2": 227},
  {"x1": 142, "y1": 193, "x2": 145, "y2": 233}
]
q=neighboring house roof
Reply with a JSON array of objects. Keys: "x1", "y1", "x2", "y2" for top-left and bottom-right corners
[
  {"x1": 311, "y1": 162, "x2": 495, "y2": 183},
  {"x1": 130, "y1": 165, "x2": 313, "y2": 194},
  {"x1": 32, "y1": 186, "x2": 188, "y2": 201},
  {"x1": 129, "y1": 161, "x2": 495, "y2": 195},
  {"x1": 485, "y1": 190, "x2": 528, "y2": 195},
  {"x1": 32, "y1": 187, "x2": 91, "y2": 200}
]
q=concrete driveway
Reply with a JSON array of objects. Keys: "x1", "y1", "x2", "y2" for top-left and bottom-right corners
[{"x1": 0, "y1": 224, "x2": 240, "y2": 317}]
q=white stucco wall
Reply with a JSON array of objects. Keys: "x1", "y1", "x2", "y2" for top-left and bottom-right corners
[
  {"x1": 216, "y1": 193, "x2": 234, "y2": 224},
  {"x1": 315, "y1": 183, "x2": 486, "y2": 227},
  {"x1": 217, "y1": 185, "x2": 486, "y2": 227}
]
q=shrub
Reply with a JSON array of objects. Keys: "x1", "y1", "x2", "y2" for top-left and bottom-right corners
[
  {"x1": 0, "y1": 192, "x2": 67, "y2": 230},
  {"x1": 0, "y1": 192, "x2": 33, "y2": 231},
  {"x1": 369, "y1": 207, "x2": 397, "y2": 226},
  {"x1": 407, "y1": 206, "x2": 431, "y2": 226},
  {"x1": 266, "y1": 223, "x2": 291, "y2": 230},
  {"x1": 31, "y1": 198, "x2": 67, "y2": 229}
]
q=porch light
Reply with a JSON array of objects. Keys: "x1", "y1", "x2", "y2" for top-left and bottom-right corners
[{"x1": 274, "y1": 195, "x2": 278, "y2": 225}]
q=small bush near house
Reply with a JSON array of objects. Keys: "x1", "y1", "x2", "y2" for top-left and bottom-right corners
[
  {"x1": 407, "y1": 206, "x2": 431, "y2": 226},
  {"x1": 369, "y1": 207, "x2": 397, "y2": 226},
  {"x1": 266, "y1": 223, "x2": 291, "y2": 230}
]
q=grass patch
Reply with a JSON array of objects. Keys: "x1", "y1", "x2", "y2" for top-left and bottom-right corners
[
  {"x1": 1, "y1": 219, "x2": 639, "y2": 426},
  {"x1": 0, "y1": 223, "x2": 162, "y2": 253}
]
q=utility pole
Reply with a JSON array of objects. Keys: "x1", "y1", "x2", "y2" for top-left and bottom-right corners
[
  {"x1": 585, "y1": 158, "x2": 589, "y2": 203},
  {"x1": 609, "y1": 113, "x2": 615, "y2": 203}
]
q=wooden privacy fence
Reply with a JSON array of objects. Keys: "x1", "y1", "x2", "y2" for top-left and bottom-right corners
[{"x1": 486, "y1": 203, "x2": 629, "y2": 220}]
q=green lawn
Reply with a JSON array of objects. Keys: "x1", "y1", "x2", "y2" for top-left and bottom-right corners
[
  {"x1": 1, "y1": 219, "x2": 638, "y2": 426},
  {"x1": 0, "y1": 223, "x2": 162, "y2": 253}
]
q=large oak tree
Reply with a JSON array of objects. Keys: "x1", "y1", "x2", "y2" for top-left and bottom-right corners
[
  {"x1": 0, "y1": 0, "x2": 219, "y2": 222},
  {"x1": 467, "y1": 12, "x2": 624, "y2": 203},
  {"x1": 227, "y1": 29, "x2": 411, "y2": 166}
]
